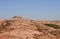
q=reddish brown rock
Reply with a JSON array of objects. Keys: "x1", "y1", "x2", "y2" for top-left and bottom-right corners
[{"x1": 0, "y1": 16, "x2": 60, "y2": 39}]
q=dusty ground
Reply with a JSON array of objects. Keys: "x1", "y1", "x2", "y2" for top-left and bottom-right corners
[{"x1": 0, "y1": 16, "x2": 60, "y2": 39}]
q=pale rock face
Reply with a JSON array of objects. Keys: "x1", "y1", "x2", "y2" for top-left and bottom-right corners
[{"x1": 0, "y1": 16, "x2": 60, "y2": 39}]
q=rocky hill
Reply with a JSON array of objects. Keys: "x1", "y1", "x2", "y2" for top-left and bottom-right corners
[{"x1": 0, "y1": 16, "x2": 60, "y2": 39}]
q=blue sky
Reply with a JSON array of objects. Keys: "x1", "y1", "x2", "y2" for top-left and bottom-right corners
[{"x1": 0, "y1": 0, "x2": 60, "y2": 20}]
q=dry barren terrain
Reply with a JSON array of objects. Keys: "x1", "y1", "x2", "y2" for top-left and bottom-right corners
[{"x1": 0, "y1": 16, "x2": 60, "y2": 39}]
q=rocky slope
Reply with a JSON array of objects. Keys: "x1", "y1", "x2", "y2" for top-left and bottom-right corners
[{"x1": 0, "y1": 16, "x2": 60, "y2": 39}]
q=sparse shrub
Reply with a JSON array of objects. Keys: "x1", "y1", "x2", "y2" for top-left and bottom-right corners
[
  {"x1": 50, "y1": 30, "x2": 60, "y2": 36},
  {"x1": 33, "y1": 34, "x2": 39, "y2": 39},
  {"x1": 0, "y1": 20, "x2": 11, "y2": 32},
  {"x1": 0, "y1": 20, "x2": 11, "y2": 30},
  {"x1": 44, "y1": 24, "x2": 60, "y2": 29},
  {"x1": 50, "y1": 31, "x2": 57, "y2": 35},
  {"x1": 2, "y1": 20, "x2": 11, "y2": 26}
]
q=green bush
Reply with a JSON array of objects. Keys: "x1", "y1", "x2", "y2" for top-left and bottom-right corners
[{"x1": 44, "y1": 24, "x2": 60, "y2": 29}]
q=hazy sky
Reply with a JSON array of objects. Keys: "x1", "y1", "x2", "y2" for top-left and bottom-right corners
[{"x1": 0, "y1": 0, "x2": 60, "y2": 20}]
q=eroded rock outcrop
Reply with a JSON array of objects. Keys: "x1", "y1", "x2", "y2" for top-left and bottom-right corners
[{"x1": 0, "y1": 16, "x2": 60, "y2": 39}]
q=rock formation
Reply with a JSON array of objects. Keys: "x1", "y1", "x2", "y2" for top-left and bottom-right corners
[{"x1": 0, "y1": 16, "x2": 60, "y2": 39}]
